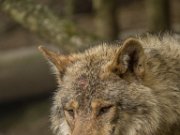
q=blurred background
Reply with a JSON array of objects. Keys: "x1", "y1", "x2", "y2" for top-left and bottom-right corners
[{"x1": 0, "y1": 0, "x2": 180, "y2": 135}]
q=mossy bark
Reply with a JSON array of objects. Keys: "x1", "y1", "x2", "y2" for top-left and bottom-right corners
[
  {"x1": 92, "y1": 0, "x2": 119, "y2": 40},
  {"x1": 1, "y1": 0, "x2": 97, "y2": 52},
  {"x1": 146, "y1": 0, "x2": 171, "y2": 33}
]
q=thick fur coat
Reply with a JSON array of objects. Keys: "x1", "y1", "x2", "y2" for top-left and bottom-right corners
[{"x1": 39, "y1": 34, "x2": 180, "y2": 135}]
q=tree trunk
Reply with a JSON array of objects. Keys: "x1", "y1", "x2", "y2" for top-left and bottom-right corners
[
  {"x1": 92, "y1": 0, "x2": 119, "y2": 40},
  {"x1": 64, "y1": 0, "x2": 76, "y2": 19},
  {"x1": 146, "y1": 0, "x2": 171, "y2": 33}
]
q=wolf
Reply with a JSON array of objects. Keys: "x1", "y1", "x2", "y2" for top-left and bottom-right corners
[{"x1": 39, "y1": 34, "x2": 180, "y2": 135}]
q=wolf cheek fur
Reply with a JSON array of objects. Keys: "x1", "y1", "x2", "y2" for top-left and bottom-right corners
[{"x1": 39, "y1": 35, "x2": 180, "y2": 135}]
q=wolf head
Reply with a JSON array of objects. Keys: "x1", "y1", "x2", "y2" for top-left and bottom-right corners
[{"x1": 39, "y1": 38, "x2": 160, "y2": 135}]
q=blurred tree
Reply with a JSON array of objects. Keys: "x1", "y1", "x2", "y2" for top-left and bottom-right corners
[
  {"x1": 64, "y1": 0, "x2": 92, "y2": 17},
  {"x1": 64, "y1": 0, "x2": 76, "y2": 19},
  {"x1": 92, "y1": 0, "x2": 119, "y2": 40},
  {"x1": 146, "y1": 0, "x2": 171, "y2": 32},
  {"x1": 1, "y1": 0, "x2": 98, "y2": 52}
]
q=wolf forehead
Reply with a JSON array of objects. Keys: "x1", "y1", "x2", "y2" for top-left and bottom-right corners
[
  {"x1": 76, "y1": 74, "x2": 89, "y2": 90},
  {"x1": 59, "y1": 45, "x2": 117, "y2": 82},
  {"x1": 61, "y1": 68, "x2": 128, "y2": 106},
  {"x1": 62, "y1": 70, "x2": 119, "y2": 97},
  {"x1": 62, "y1": 47, "x2": 124, "y2": 90}
]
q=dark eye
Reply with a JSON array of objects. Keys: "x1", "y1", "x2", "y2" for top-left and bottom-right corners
[
  {"x1": 65, "y1": 109, "x2": 74, "y2": 118},
  {"x1": 98, "y1": 105, "x2": 113, "y2": 116}
]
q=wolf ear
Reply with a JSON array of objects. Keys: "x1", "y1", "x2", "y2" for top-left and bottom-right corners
[
  {"x1": 38, "y1": 46, "x2": 76, "y2": 79},
  {"x1": 110, "y1": 38, "x2": 146, "y2": 78}
]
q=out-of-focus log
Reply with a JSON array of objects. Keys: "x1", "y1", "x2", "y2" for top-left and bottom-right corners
[{"x1": 0, "y1": 47, "x2": 56, "y2": 103}]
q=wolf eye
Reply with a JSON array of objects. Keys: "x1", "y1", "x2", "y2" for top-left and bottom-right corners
[
  {"x1": 98, "y1": 105, "x2": 112, "y2": 116},
  {"x1": 65, "y1": 109, "x2": 74, "y2": 118}
]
